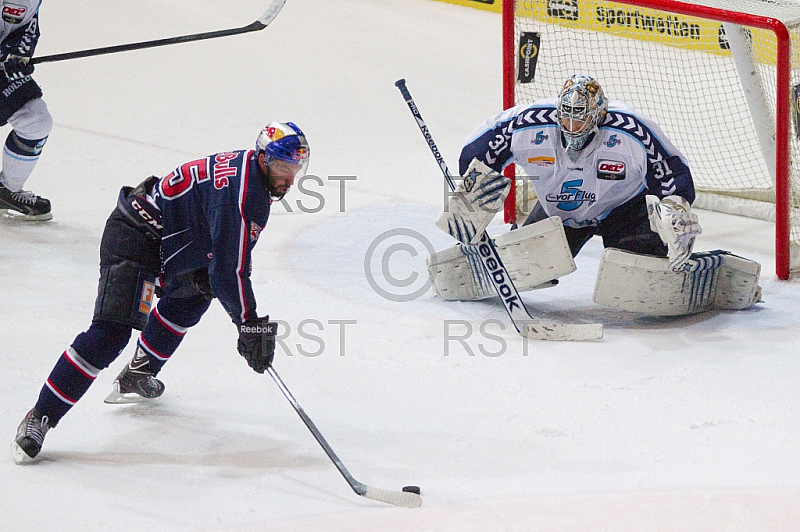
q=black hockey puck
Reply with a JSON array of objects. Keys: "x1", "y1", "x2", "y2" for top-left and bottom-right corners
[{"x1": 402, "y1": 485, "x2": 421, "y2": 495}]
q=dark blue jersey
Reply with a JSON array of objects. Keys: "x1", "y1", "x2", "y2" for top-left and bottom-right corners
[{"x1": 150, "y1": 150, "x2": 270, "y2": 325}]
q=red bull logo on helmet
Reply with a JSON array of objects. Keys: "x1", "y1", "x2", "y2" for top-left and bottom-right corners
[
  {"x1": 257, "y1": 122, "x2": 310, "y2": 168},
  {"x1": 263, "y1": 124, "x2": 290, "y2": 142},
  {"x1": 292, "y1": 146, "x2": 309, "y2": 162}
]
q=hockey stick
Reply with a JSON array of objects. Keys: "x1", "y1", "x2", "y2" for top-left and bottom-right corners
[
  {"x1": 395, "y1": 78, "x2": 602, "y2": 341},
  {"x1": 266, "y1": 366, "x2": 423, "y2": 508},
  {"x1": 31, "y1": 0, "x2": 288, "y2": 65}
]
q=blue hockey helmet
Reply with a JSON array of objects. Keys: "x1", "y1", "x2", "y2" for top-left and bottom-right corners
[
  {"x1": 556, "y1": 75, "x2": 608, "y2": 151},
  {"x1": 256, "y1": 121, "x2": 310, "y2": 174}
]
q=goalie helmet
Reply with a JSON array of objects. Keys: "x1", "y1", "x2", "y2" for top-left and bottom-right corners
[
  {"x1": 556, "y1": 75, "x2": 608, "y2": 151},
  {"x1": 256, "y1": 121, "x2": 310, "y2": 174}
]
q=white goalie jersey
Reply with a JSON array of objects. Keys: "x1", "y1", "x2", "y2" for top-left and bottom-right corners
[
  {"x1": 459, "y1": 99, "x2": 695, "y2": 228},
  {"x1": 0, "y1": 0, "x2": 39, "y2": 43}
]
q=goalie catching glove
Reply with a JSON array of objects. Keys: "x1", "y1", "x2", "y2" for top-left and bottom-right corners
[
  {"x1": 647, "y1": 195, "x2": 702, "y2": 272},
  {"x1": 435, "y1": 158, "x2": 510, "y2": 245},
  {"x1": 238, "y1": 317, "x2": 278, "y2": 373}
]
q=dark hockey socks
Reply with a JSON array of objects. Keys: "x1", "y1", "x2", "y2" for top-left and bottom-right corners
[{"x1": 137, "y1": 306, "x2": 189, "y2": 375}]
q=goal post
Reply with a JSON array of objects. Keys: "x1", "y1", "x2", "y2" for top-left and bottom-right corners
[{"x1": 502, "y1": 0, "x2": 796, "y2": 279}]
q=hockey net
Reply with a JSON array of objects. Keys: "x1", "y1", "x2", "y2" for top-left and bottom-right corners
[{"x1": 502, "y1": 0, "x2": 800, "y2": 279}]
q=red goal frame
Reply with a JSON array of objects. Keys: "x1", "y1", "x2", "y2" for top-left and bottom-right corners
[{"x1": 502, "y1": 0, "x2": 792, "y2": 279}]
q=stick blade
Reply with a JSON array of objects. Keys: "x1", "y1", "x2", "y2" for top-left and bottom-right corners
[
  {"x1": 362, "y1": 486, "x2": 423, "y2": 508},
  {"x1": 523, "y1": 321, "x2": 603, "y2": 341},
  {"x1": 256, "y1": 0, "x2": 289, "y2": 26}
]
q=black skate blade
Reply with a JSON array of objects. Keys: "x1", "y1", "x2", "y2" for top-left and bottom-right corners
[{"x1": 103, "y1": 389, "x2": 156, "y2": 404}]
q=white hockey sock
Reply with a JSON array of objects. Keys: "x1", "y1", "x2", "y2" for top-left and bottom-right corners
[{"x1": 1, "y1": 132, "x2": 47, "y2": 192}]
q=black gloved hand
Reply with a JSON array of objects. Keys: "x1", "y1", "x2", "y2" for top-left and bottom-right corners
[
  {"x1": 2, "y1": 55, "x2": 34, "y2": 82},
  {"x1": 190, "y1": 268, "x2": 214, "y2": 301},
  {"x1": 237, "y1": 317, "x2": 277, "y2": 373}
]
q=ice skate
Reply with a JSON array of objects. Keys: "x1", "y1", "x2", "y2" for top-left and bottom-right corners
[
  {"x1": 12, "y1": 408, "x2": 51, "y2": 464},
  {"x1": 104, "y1": 346, "x2": 165, "y2": 404},
  {"x1": 0, "y1": 182, "x2": 52, "y2": 221}
]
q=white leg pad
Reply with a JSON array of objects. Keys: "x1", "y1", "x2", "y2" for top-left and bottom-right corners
[
  {"x1": 593, "y1": 248, "x2": 762, "y2": 315},
  {"x1": 427, "y1": 216, "x2": 576, "y2": 301}
]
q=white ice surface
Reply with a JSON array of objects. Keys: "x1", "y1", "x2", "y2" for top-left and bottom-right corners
[{"x1": 2, "y1": 0, "x2": 800, "y2": 530}]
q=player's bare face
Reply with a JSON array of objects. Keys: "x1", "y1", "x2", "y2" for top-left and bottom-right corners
[{"x1": 267, "y1": 159, "x2": 302, "y2": 198}]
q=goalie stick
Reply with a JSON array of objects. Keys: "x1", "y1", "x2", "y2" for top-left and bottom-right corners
[
  {"x1": 31, "y1": 0, "x2": 288, "y2": 64},
  {"x1": 395, "y1": 78, "x2": 602, "y2": 342},
  {"x1": 267, "y1": 366, "x2": 423, "y2": 508}
]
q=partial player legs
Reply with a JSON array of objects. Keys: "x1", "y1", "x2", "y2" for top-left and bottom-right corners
[
  {"x1": 104, "y1": 344, "x2": 166, "y2": 404},
  {"x1": 107, "y1": 292, "x2": 212, "y2": 403},
  {"x1": 598, "y1": 192, "x2": 668, "y2": 257},
  {"x1": 0, "y1": 98, "x2": 53, "y2": 220},
  {"x1": 12, "y1": 321, "x2": 132, "y2": 462},
  {"x1": 12, "y1": 409, "x2": 51, "y2": 464}
]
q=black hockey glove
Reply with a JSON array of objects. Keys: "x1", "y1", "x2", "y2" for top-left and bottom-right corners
[
  {"x1": 1, "y1": 55, "x2": 34, "y2": 82},
  {"x1": 237, "y1": 317, "x2": 277, "y2": 374}
]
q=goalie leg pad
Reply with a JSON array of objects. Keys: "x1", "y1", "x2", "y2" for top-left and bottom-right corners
[
  {"x1": 592, "y1": 248, "x2": 761, "y2": 316},
  {"x1": 427, "y1": 216, "x2": 576, "y2": 301}
]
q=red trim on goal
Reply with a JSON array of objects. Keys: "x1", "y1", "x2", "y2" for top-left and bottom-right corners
[{"x1": 502, "y1": 0, "x2": 517, "y2": 224}]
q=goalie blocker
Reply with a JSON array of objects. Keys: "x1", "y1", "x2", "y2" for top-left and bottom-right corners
[
  {"x1": 435, "y1": 158, "x2": 510, "y2": 246},
  {"x1": 593, "y1": 248, "x2": 762, "y2": 316}
]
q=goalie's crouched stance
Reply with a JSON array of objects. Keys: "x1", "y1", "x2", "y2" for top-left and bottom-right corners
[
  {"x1": 436, "y1": 76, "x2": 762, "y2": 319},
  {"x1": 429, "y1": 163, "x2": 760, "y2": 316}
]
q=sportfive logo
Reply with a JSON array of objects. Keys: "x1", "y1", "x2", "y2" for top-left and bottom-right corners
[
  {"x1": 138, "y1": 280, "x2": 156, "y2": 314},
  {"x1": 2, "y1": 4, "x2": 27, "y2": 23},
  {"x1": 597, "y1": 160, "x2": 626, "y2": 180}
]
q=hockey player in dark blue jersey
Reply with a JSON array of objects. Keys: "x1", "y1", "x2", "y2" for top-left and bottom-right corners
[{"x1": 12, "y1": 122, "x2": 310, "y2": 463}]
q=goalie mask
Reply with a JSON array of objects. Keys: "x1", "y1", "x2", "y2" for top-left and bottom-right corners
[
  {"x1": 556, "y1": 75, "x2": 608, "y2": 151},
  {"x1": 256, "y1": 122, "x2": 310, "y2": 199}
]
